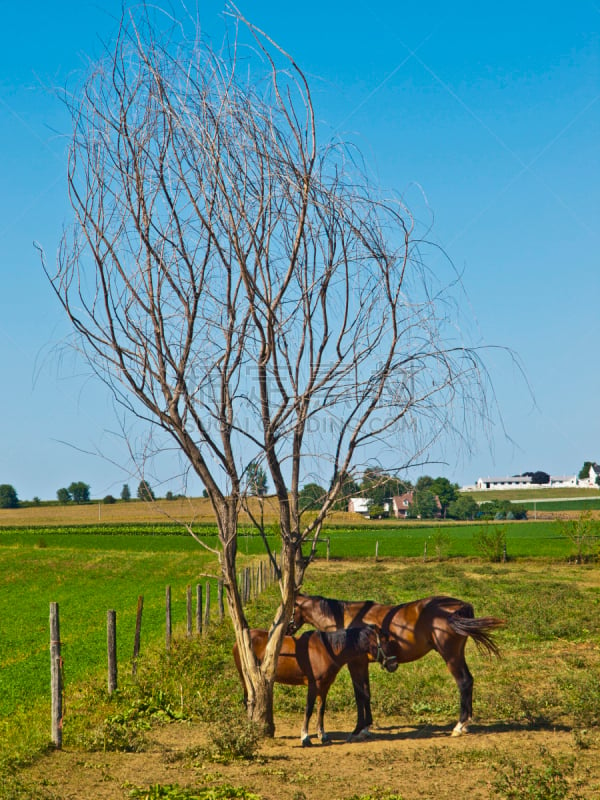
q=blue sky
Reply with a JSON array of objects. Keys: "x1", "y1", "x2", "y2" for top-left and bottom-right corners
[{"x1": 1, "y1": 1, "x2": 599, "y2": 500}]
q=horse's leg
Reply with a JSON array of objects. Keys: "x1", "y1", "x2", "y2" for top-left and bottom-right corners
[
  {"x1": 346, "y1": 658, "x2": 372, "y2": 742},
  {"x1": 445, "y1": 653, "x2": 474, "y2": 736},
  {"x1": 316, "y1": 692, "x2": 331, "y2": 744},
  {"x1": 301, "y1": 683, "x2": 317, "y2": 747}
]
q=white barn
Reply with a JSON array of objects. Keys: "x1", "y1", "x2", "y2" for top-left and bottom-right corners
[
  {"x1": 476, "y1": 474, "x2": 579, "y2": 490},
  {"x1": 476, "y1": 476, "x2": 532, "y2": 490}
]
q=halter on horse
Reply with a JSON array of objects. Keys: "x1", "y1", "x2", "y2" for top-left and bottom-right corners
[
  {"x1": 233, "y1": 625, "x2": 398, "y2": 746},
  {"x1": 288, "y1": 593, "x2": 504, "y2": 737}
]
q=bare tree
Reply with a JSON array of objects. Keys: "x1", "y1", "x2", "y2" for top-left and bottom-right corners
[{"x1": 43, "y1": 5, "x2": 490, "y2": 733}]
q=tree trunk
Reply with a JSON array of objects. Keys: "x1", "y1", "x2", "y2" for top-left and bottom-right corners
[
  {"x1": 227, "y1": 594, "x2": 278, "y2": 735},
  {"x1": 245, "y1": 670, "x2": 276, "y2": 736},
  {"x1": 222, "y1": 515, "x2": 298, "y2": 737}
]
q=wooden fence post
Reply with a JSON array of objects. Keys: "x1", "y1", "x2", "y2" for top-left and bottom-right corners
[
  {"x1": 165, "y1": 585, "x2": 172, "y2": 652},
  {"x1": 326, "y1": 537, "x2": 330, "y2": 561},
  {"x1": 107, "y1": 610, "x2": 117, "y2": 694},
  {"x1": 218, "y1": 580, "x2": 224, "y2": 621},
  {"x1": 186, "y1": 585, "x2": 193, "y2": 638},
  {"x1": 196, "y1": 584, "x2": 203, "y2": 635},
  {"x1": 203, "y1": 582, "x2": 211, "y2": 632},
  {"x1": 49, "y1": 602, "x2": 62, "y2": 749},
  {"x1": 132, "y1": 595, "x2": 143, "y2": 677}
]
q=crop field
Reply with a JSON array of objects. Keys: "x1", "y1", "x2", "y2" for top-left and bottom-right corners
[
  {"x1": 2, "y1": 520, "x2": 600, "y2": 798},
  {"x1": 519, "y1": 498, "x2": 600, "y2": 511},
  {"x1": 0, "y1": 497, "x2": 278, "y2": 527},
  {"x1": 0, "y1": 517, "x2": 591, "y2": 557}
]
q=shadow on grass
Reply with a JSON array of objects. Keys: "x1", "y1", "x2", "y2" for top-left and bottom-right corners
[{"x1": 288, "y1": 719, "x2": 574, "y2": 746}]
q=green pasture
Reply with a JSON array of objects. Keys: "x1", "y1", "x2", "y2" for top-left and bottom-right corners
[
  {"x1": 322, "y1": 521, "x2": 581, "y2": 559},
  {"x1": 467, "y1": 487, "x2": 600, "y2": 502},
  {"x1": 518, "y1": 498, "x2": 600, "y2": 511},
  {"x1": 1, "y1": 517, "x2": 594, "y2": 561},
  {"x1": 2, "y1": 522, "x2": 600, "y2": 799},
  {"x1": 0, "y1": 518, "x2": 592, "y2": 722},
  {"x1": 1, "y1": 518, "x2": 600, "y2": 789},
  {"x1": 0, "y1": 542, "x2": 222, "y2": 719}
]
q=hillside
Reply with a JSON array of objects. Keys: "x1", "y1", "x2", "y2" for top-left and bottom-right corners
[{"x1": 463, "y1": 486, "x2": 600, "y2": 502}]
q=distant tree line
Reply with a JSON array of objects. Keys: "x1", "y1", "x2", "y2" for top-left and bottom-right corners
[
  {"x1": 0, "y1": 479, "x2": 190, "y2": 507},
  {"x1": 56, "y1": 480, "x2": 160, "y2": 504}
]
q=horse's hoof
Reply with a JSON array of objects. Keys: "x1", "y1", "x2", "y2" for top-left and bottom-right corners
[
  {"x1": 301, "y1": 737, "x2": 312, "y2": 747},
  {"x1": 451, "y1": 721, "x2": 469, "y2": 736},
  {"x1": 348, "y1": 728, "x2": 370, "y2": 743},
  {"x1": 320, "y1": 734, "x2": 331, "y2": 745}
]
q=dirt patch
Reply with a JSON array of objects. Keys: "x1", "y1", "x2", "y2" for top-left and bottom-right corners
[{"x1": 21, "y1": 714, "x2": 600, "y2": 799}]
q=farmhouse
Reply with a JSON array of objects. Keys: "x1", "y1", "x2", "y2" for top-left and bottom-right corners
[
  {"x1": 391, "y1": 491, "x2": 442, "y2": 519},
  {"x1": 392, "y1": 492, "x2": 413, "y2": 518},
  {"x1": 580, "y1": 463, "x2": 600, "y2": 487}
]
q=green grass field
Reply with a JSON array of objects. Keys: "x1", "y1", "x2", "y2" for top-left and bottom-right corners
[
  {"x1": 321, "y1": 520, "x2": 578, "y2": 559},
  {"x1": 0, "y1": 517, "x2": 590, "y2": 558},
  {"x1": 0, "y1": 535, "x2": 222, "y2": 719},
  {"x1": 0, "y1": 519, "x2": 593, "y2": 719},
  {"x1": 518, "y1": 498, "x2": 600, "y2": 511},
  {"x1": 2, "y1": 518, "x2": 600, "y2": 794},
  {"x1": 466, "y1": 487, "x2": 600, "y2": 501}
]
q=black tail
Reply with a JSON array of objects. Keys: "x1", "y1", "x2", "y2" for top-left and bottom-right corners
[{"x1": 449, "y1": 606, "x2": 504, "y2": 657}]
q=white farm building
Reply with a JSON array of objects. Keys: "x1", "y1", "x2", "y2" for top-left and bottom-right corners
[{"x1": 475, "y1": 474, "x2": 578, "y2": 491}]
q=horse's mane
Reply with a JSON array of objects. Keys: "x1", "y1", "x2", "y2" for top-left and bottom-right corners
[
  {"x1": 317, "y1": 595, "x2": 346, "y2": 618},
  {"x1": 320, "y1": 626, "x2": 371, "y2": 656}
]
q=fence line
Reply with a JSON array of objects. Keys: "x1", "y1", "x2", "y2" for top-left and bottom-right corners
[{"x1": 48, "y1": 555, "x2": 276, "y2": 744}]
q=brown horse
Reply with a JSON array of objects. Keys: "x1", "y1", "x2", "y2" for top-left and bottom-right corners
[
  {"x1": 233, "y1": 626, "x2": 398, "y2": 746},
  {"x1": 288, "y1": 593, "x2": 504, "y2": 736}
]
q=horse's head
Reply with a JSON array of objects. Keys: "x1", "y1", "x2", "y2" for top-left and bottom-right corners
[
  {"x1": 364, "y1": 626, "x2": 398, "y2": 672},
  {"x1": 286, "y1": 595, "x2": 305, "y2": 635}
]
